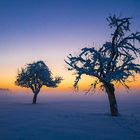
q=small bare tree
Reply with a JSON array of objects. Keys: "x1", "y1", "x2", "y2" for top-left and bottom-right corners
[
  {"x1": 15, "y1": 61, "x2": 62, "y2": 104},
  {"x1": 65, "y1": 15, "x2": 140, "y2": 116}
]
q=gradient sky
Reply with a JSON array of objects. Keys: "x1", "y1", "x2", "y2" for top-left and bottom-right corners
[{"x1": 0, "y1": 0, "x2": 140, "y2": 92}]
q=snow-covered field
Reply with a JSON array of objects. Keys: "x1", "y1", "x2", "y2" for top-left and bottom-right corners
[{"x1": 0, "y1": 91, "x2": 140, "y2": 140}]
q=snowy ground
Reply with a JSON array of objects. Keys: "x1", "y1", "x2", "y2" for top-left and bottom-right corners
[{"x1": 0, "y1": 91, "x2": 140, "y2": 140}]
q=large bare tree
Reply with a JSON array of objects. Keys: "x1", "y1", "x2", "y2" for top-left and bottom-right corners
[
  {"x1": 15, "y1": 61, "x2": 62, "y2": 104},
  {"x1": 65, "y1": 15, "x2": 140, "y2": 116}
]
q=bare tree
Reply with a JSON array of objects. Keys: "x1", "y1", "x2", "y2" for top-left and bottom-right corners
[
  {"x1": 65, "y1": 15, "x2": 140, "y2": 116},
  {"x1": 15, "y1": 61, "x2": 62, "y2": 104}
]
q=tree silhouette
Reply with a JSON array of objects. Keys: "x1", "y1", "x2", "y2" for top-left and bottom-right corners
[
  {"x1": 65, "y1": 15, "x2": 140, "y2": 116},
  {"x1": 15, "y1": 60, "x2": 62, "y2": 104}
]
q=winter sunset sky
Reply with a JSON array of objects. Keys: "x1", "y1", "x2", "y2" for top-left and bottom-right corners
[{"x1": 0, "y1": 0, "x2": 140, "y2": 92}]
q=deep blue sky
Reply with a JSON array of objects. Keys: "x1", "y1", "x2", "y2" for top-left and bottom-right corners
[
  {"x1": 0, "y1": 0, "x2": 140, "y2": 46},
  {"x1": 0, "y1": 0, "x2": 140, "y2": 90}
]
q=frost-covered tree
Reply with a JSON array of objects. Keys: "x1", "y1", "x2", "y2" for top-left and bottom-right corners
[
  {"x1": 15, "y1": 61, "x2": 62, "y2": 104},
  {"x1": 65, "y1": 15, "x2": 140, "y2": 116}
]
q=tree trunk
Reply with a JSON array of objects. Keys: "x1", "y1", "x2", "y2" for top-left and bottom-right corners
[
  {"x1": 32, "y1": 93, "x2": 38, "y2": 104},
  {"x1": 104, "y1": 83, "x2": 118, "y2": 116}
]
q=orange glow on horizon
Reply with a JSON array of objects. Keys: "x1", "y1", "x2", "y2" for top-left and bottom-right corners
[{"x1": 1, "y1": 70, "x2": 140, "y2": 93}]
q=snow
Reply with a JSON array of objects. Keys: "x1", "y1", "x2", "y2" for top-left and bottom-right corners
[
  {"x1": 65, "y1": 16, "x2": 140, "y2": 89},
  {"x1": 0, "y1": 91, "x2": 140, "y2": 140}
]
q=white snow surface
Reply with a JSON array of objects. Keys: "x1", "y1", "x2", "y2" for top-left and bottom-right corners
[{"x1": 0, "y1": 91, "x2": 140, "y2": 140}]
